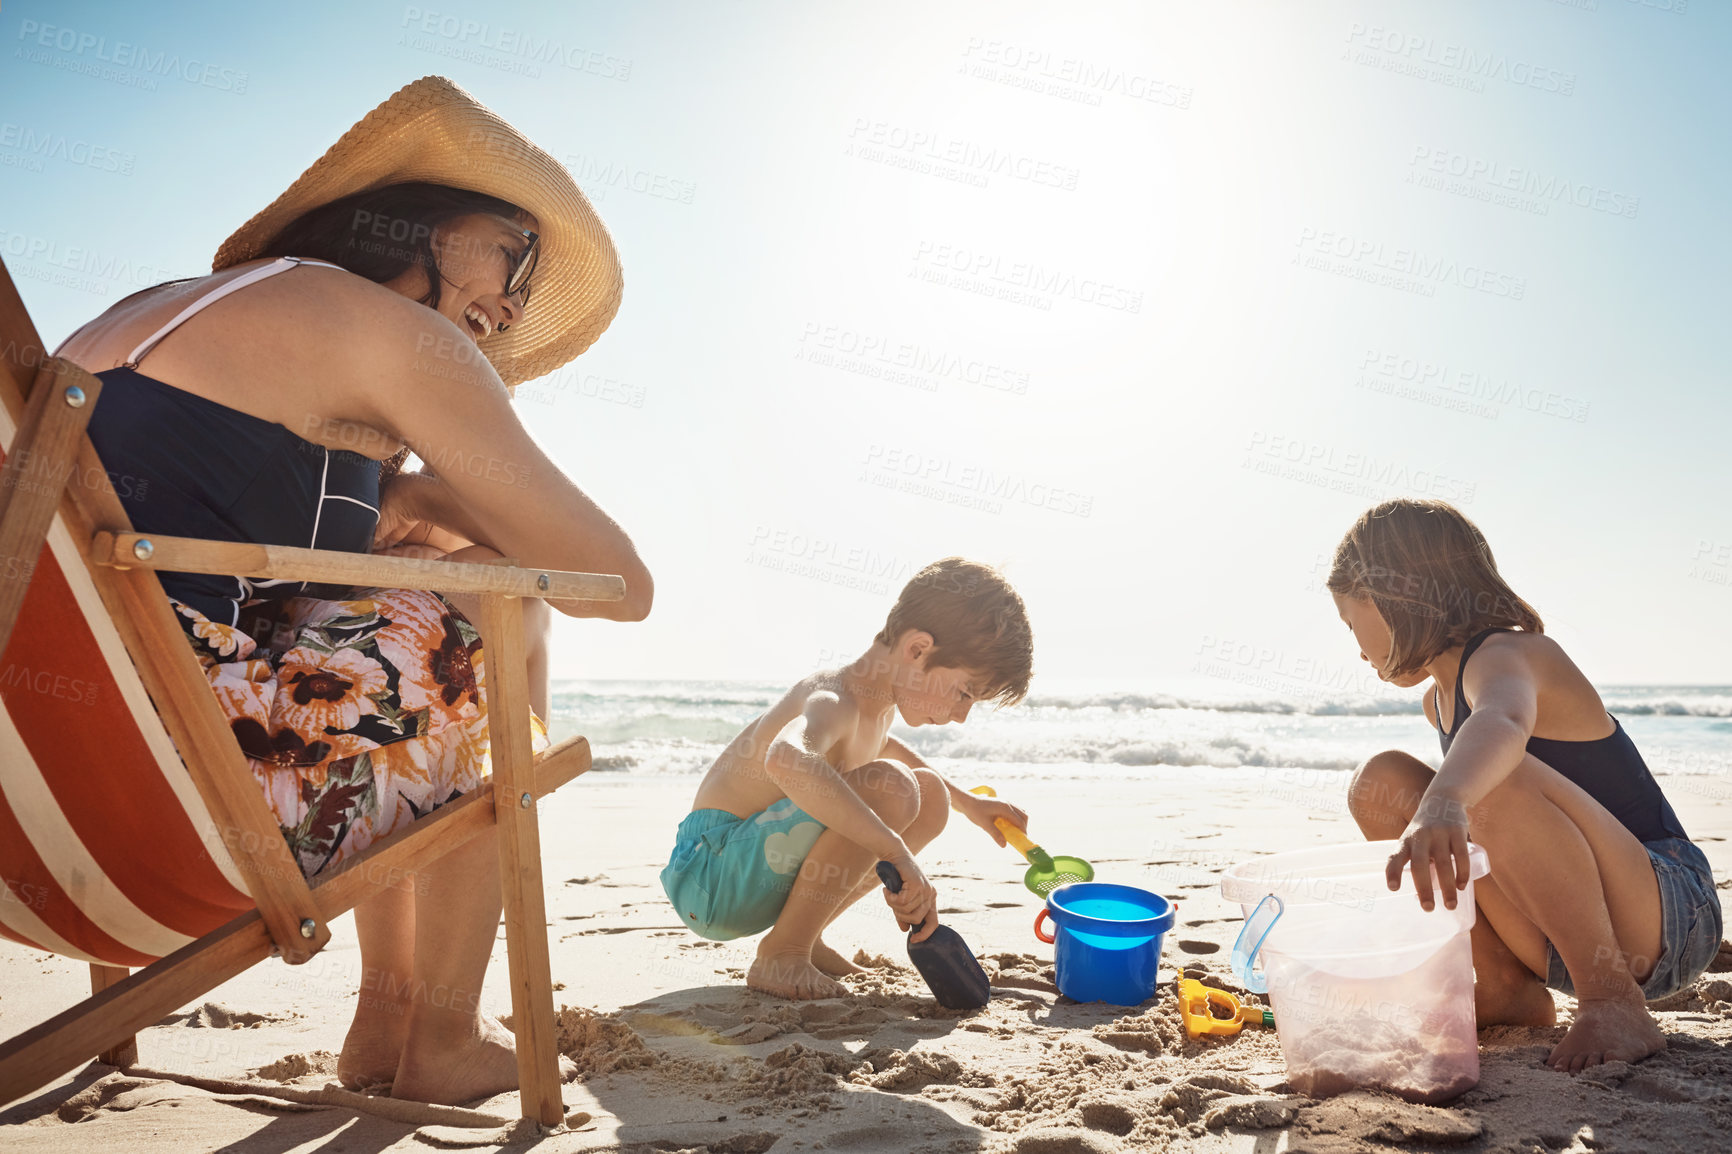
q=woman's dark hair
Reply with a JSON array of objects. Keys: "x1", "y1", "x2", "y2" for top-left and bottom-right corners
[{"x1": 257, "y1": 181, "x2": 529, "y2": 312}]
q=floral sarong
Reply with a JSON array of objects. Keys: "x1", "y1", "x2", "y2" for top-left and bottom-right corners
[{"x1": 176, "y1": 589, "x2": 505, "y2": 878}]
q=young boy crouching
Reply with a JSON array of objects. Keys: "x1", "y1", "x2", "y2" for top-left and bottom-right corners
[{"x1": 660, "y1": 557, "x2": 1034, "y2": 999}]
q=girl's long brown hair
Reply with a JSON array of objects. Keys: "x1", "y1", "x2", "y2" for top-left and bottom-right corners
[{"x1": 1326, "y1": 499, "x2": 1542, "y2": 678}]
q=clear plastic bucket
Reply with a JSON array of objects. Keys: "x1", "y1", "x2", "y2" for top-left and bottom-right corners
[{"x1": 1221, "y1": 841, "x2": 1489, "y2": 1104}]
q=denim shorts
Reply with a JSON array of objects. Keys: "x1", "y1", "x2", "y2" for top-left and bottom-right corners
[{"x1": 1545, "y1": 836, "x2": 1724, "y2": 1001}]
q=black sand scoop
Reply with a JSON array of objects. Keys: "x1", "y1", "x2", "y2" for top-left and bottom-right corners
[{"x1": 875, "y1": 861, "x2": 991, "y2": 1011}]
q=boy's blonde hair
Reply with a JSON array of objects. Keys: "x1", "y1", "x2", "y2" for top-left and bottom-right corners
[
  {"x1": 875, "y1": 558, "x2": 1033, "y2": 705},
  {"x1": 1326, "y1": 499, "x2": 1542, "y2": 678}
]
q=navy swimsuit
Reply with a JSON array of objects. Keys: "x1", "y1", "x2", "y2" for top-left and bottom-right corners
[
  {"x1": 82, "y1": 257, "x2": 382, "y2": 627},
  {"x1": 1438, "y1": 628, "x2": 1721, "y2": 998},
  {"x1": 1435, "y1": 629, "x2": 1686, "y2": 842}
]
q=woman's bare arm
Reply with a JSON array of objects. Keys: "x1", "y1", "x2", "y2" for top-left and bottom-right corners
[{"x1": 341, "y1": 285, "x2": 653, "y2": 620}]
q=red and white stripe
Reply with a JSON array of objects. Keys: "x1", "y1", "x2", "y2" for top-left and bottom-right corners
[{"x1": 0, "y1": 405, "x2": 252, "y2": 967}]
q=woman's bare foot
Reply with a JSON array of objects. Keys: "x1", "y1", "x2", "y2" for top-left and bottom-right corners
[
  {"x1": 391, "y1": 1013, "x2": 523, "y2": 1105},
  {"x1": 1475, "y1": 973, "x2": 1558, "y2": 1029},
  {"x1": 748, "y1": 945, "x2": 847, "y2": 1000},
  {"x1": 1548, "y1": 995, "x2": 1667, "y2": 1073},
  {"x1": 337, "y1": 1001, "x2": 409, "y2": 1090},
  {"x1": 811, "y1": 938, "x2": 864, "y2": 978}
]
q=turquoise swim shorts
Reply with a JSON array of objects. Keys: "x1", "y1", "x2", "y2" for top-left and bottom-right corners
[{"x1": 660, "y1": 798, "x2": 827, "y2": 941}]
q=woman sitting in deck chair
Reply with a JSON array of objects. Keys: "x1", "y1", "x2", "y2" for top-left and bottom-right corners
[{"x1": 50, "y1": 76, "x2": 653, "y2": 1105}]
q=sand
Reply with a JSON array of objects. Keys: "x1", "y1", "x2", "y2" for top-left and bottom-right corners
[{"x1": 4, "y1": 771, "x2": 1731, "y2": 1152}]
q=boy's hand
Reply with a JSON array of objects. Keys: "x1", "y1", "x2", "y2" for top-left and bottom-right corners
[
  {"x1": 1386, "y1": 795, "x2": 1473, "y2": 912},
  {"x1": 883, "y1": 853, "x2": 940, "y2": 943},
  {"x1": 963, "y1": 794, "x2": 1029, "y2": 848}
]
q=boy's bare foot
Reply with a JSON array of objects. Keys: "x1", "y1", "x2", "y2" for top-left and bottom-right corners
[
  {"x1": 1547, "y1": 995, "x2": 1667, "y2": 1073},
  {"x1": 1475, "y1": 974, "x2": 1558, "y2": 1029},
  {"x1": 337, "y1": 1003, "x2": 408, "y2": 1089},
  {"x1": 392, "y1": 1013, "x2": 524, "y2": 1105},
  {"x1": 749, "y1": 946, "x2": 847, "y2": 1000},
  {"x1": 811, "y1": 938, "x2": 864, "y2": 978}
]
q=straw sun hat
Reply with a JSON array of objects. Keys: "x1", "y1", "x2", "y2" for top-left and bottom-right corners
[{"x1": 212, "y1": 75, "x2": 620, "y2": 387}]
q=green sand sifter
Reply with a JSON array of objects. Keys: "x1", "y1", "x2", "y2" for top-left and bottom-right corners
[{"x1": 972, "y1": 786, "x2": 1096, "y2": 896}]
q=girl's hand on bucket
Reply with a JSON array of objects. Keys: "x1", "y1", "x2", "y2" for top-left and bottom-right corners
[
  {"x1": 1388, "y1": 796, "x2": 1473, "y2": 911},
  {"x1": 884, "y1": 853, "x2": 940, "y2": 942}
]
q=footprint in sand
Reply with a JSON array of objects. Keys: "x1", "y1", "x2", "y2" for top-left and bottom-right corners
[
  {"x1": 1176, "y1": 940, "x2": 1221, "y2": 954},
  {"x1": 163, "y1": 1003, "x2": 294, "y2": 1029},
  {"x1": 253, "y1": 1051, "x2": 338, "y2": 1082}
]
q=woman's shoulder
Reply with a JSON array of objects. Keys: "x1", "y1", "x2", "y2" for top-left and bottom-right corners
[{"x1": 62, "y1": 259, "x2": 436, "y2": 357}]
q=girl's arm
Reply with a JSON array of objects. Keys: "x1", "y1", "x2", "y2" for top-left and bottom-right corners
[{"x1": 1394, "y1": 639, "x2": 1539, "y2": 911}]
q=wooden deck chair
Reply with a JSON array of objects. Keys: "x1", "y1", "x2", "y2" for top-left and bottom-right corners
[{"x1": 0, "y1": 254, "x2": 624, "y2": 1125}]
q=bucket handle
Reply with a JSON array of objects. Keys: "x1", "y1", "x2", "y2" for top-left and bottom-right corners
[
  {"x1": 1230, "y1": 894, "x2": 1283, "y2": 995},
  {"x1": 1033, "y1": 908, "x2": 1055, "y2": 944}
]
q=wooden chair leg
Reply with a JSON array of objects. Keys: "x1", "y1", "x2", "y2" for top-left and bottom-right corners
[
  {"x1": 0, "y1": 914, "x2": 271, "y2": 1104},
  {"x1": 476, "y1": 594, "x2": 563, "y2": 1126},
  {"x1": 86, "y1": 965, "x2": 138, "y2": 1066}
]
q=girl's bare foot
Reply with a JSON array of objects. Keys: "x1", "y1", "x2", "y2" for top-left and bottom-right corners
[
  {"x1": 1475, "y1": 973, "x2": 1558, "y2": 1029},
  {"x1": 392, "y1": 1013, "x2": 522, "y2": 1105},
  {"x1": 811, "y1": 938, "x2": 864, "y2": 978},
  {"x1": 1548, "y1": 995, "x2": 1667, "y2": 1073},
  {"x1": 748, "y1": 945, "x2": 847, "y2": 1000},
  {"x1": 337, "y1": 1000, "x2": 409, "y2": 1089}
]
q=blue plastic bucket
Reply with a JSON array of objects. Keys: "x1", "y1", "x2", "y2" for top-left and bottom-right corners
[{"x1": 1034, "y1": 882, "x2": 1175, "y2": 1005}]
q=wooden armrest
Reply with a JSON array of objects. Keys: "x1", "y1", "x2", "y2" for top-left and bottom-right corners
[
  {"x1": 88, "y1": 531, "x2": 625, "y2": 601},
  {"x1": 310, "y1": 735, "x2": 593, "y2": 915}
]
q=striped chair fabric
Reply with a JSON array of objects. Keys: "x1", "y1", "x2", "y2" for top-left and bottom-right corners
[{"x1": 0, "y1": 398, "x2": 252, "y2": 967}]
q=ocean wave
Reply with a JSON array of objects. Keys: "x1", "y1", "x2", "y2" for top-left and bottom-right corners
[
  {"x1": 1601, "y1": 697, "x2": 1732, "y2": 718},
  {"x1": 899, "y1": 730, "x2": 1360, "y2": 770},
  {"x1": 962, "y1": 692, "x2": 1419, "y2": 717}
]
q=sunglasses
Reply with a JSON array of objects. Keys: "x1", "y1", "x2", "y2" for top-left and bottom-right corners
[{"x1": 497, "y1": 229, "x2": 539, "y2": 330}]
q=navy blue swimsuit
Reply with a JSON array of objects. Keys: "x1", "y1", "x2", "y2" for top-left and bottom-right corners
[
  {"x1": 1435, "y1": 628, "x2": 1687, "y2": 842},
  {"x1": 82, "y1": 257, "x2": 382, "y2": 627}
]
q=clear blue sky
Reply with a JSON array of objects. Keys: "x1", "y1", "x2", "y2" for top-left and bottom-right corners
[{"x1": 3, "y1": 0, "x2": 1727, "y2": 685}]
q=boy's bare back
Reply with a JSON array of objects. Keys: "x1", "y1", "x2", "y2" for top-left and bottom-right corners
[{"x1": 693, "y1": 671, "x2": 894, "y2": 819}]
